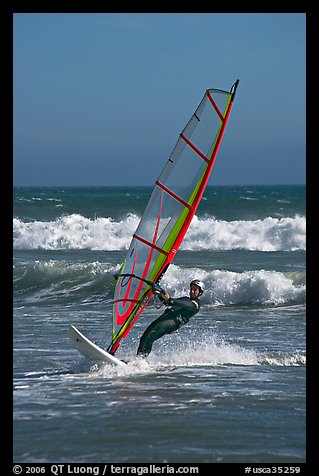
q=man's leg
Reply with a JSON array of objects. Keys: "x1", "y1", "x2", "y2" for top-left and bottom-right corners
[{"x1": 137, "y1": 316, "x2": 177, "y2": 357}]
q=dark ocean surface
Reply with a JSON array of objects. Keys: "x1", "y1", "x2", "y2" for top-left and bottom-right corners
[{"x1": 13, "y1": 185, "x2": 306, "y2": 463}]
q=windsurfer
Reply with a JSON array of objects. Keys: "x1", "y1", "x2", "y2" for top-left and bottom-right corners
[{"x1": 137, "y1": 280, "x2": 205, "y2": 357}]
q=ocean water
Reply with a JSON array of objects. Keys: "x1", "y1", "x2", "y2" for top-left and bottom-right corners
[{"x1": 13, "y1": 185, "x2": 306, "y2": 464}]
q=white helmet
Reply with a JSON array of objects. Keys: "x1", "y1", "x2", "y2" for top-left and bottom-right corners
[{"x1": 190, "y1": 279, "x2": 205, "y2": 294}]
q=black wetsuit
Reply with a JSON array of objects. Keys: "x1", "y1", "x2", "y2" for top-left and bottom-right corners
[{"x1": 137, "y1": 295, "x2": 200, "y2": 357}]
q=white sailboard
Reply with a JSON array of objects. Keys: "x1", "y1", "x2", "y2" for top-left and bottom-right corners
[{"x1": 68, "y1": 325, "x2": 126, "y2": 366}]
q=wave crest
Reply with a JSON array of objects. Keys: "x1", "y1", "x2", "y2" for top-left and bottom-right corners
[
  {"x1": 13, "y1": 261, "x2": 305, "y2": 307},
  {"x1": 13, "y1": 213, "x2": 306, "y2": 252}
]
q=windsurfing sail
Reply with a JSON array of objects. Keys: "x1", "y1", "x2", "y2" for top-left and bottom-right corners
[{"x1": 109, "y1": 80, "x2": 239, "y2": 355}]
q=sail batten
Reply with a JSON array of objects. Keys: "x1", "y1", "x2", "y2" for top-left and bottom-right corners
[
  {"x1": 109, "y1": 80, "x2": 239, "y2": 355},
  {"x1": 134, "y1": 233, "x2": 169, "y2": 256},
  {"x1": 207, "y1": 90, "x2": 225, "y2": 121},
  {"x1": 180, "y1": 134, "x2": 210, "y2": 164},
  {"x1": 155, "y1": 180, "x2": 192, "y2": 209}
]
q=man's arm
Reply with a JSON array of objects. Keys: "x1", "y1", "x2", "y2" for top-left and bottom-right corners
[
  {"x1": 156, "y1": 291, "x2": 171, "y2": 305},
  {"x1": 157, "y1": 291, "x2": 199, "y2": 312}
]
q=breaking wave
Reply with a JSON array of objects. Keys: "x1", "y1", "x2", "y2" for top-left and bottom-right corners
[{"x1": 13, "y1": 213, "x2": 305, "y2": 252}]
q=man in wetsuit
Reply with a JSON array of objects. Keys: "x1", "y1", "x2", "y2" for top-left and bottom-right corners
[{"x1": 137, "y1": 279, "x2": 205, "y2": 357}]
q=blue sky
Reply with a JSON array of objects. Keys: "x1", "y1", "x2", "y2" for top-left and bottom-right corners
[{"x1": 13, "y1": 13, "x2": 306, "y2": 186}]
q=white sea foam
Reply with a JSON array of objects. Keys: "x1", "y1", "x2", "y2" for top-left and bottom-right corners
[
  {"x1": 13, "y1": 213, "x2": 306, "y2": 252},
  {"x1": 184, "y1": 214, "x2": 305, "y2": 251},
  {"x1": 159, "y1": 264, "x2": 305, "y2": 306},
  {"x1": 85, "y1": 339, "x2": 305, "y2": 379}
]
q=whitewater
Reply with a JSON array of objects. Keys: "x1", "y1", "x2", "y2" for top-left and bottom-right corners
[{"x1": 13, "y1": 185, "x2": 306, "y2": 463}]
